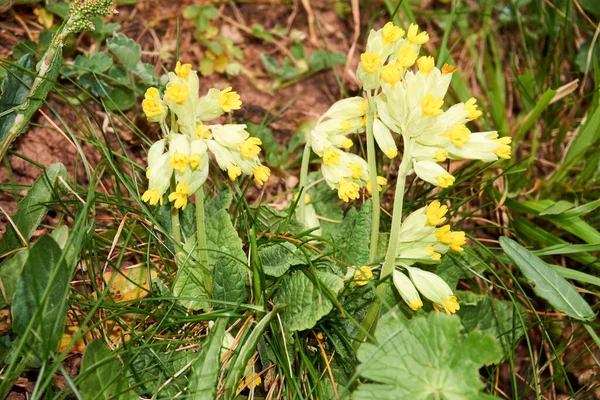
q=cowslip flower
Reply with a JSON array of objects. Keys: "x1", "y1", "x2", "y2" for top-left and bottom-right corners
[
  {"x1": 354, "y1": 266, "x2": 374, "y2": 286},
  {"x1": 141, "y1": 62, "x2": 270, "y2": 209},
  {"x1": 395, "y1": 201, "x2": 466, "y2": 264},
  {"x1": 405, "y1": 266, "x2": 460, "y2": 314},
  {"x1": 392, "y1": 270, "x2": 423, "y2": 311}
]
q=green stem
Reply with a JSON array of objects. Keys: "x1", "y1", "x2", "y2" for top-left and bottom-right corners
[
  {"x1": 355, "y1": 137, "x2": 414, "y2": 349},
  {"x1": 170, "y1": 179, "x2": 182, "y2": 247},
  {"x1": 297, "y1": 138, "x2": 312, "y2": 224},
  {"x1": 248, "y1": 226, "x2": 266, "y2": 315},
  {"x1": 195, "y1": 187, "x2": 211, "y2": 297},
  {"x1": 365, "y1": 96, "x2": 380, "y2": 263}
]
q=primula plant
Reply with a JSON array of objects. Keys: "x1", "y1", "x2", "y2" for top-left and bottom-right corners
[{"x1": 298, "y1": 21, "x2": 512, "y2": 334}]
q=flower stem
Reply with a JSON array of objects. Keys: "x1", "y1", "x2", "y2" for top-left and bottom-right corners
[
  {"x1": 365, "y1": 96, "x2": 380, "y2": 264},
  {"x1": 297, "y1": 139, "x2": 312, "y2": 224},
  {"x1": 355, "y1": 137, "x2": 414, "y2": 349},
  {"x1": 195, "y1": 187, "x2": 211, "y2": 297},
  {"x1": 170, "y1": 179, "x2": 182, "y2": 247}
]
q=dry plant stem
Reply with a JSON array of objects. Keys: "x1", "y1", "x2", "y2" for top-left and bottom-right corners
[
  {"x1": 297, "y1": 141, "x2": 312, "y2": 223},
  {"x1": 195, "y1": 188, "x2": 211, "y2": 297},
  {"x1": 365, "y1": 96, "x2": 380, "y2": 263},
  {"x1": 356, "y1": 137, "x2": 414, "y2": 348}
]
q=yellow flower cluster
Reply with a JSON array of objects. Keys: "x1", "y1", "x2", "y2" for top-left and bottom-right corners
[{"x1": 141, "y1": 61, "x2": 270, "y2": 210}]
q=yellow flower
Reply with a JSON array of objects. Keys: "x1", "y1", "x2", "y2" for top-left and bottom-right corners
[
  {"x1": 228, "y1": 165, "x2": 242, "y2": 181},
  {"x1": 165, "y1": 82, "x2": 190, "y2": 104},
  {"x1": 425, "y1": 201, "x2": 448, "y2": 226},
  {"x1": 382, "y1": 22, "x2": 405, "y2": 44},
  {"x1": 380, "y1": 64, "x2": 402, "y2": 87},
  {"x1": 293, "y1": 192, "x2": 311, "y2": 204},
  {"x1": 409, "y1": 298, "x2": 424, "y2": 311},
  {"x1": 170, "y1": 152, "x2": 189, "y2": 173},
  {"x1": 348, "y1": 162, "x2": 363, "y2": 179},
  {"x1": 435, "y1": 225, "x2": 453, "y2": 244},
  {"x1": 354, "y1": 266, "x2": 373, "y2": 286},
  {"x1": 426, "y1": 246, "x2": 441, "y2": 261},
  {"x1": 253, "y1": 165, "x2": 270, "y2": 185},
  {"x1": 436, "y1": 173, "x2": 455, "y2": 188},
  {"x1": 442, "y1": 63, "x2": 456, "y2": 75},
  {"x1": 421, "y1": 94, "x2": 444, "y2": 117},
  {"x1": 196, "y1": 125, "x2": 211, "y2": 139},
  {"x1": 464, "y1": 97, "x2": 482, "y2": 120},
  {"x1": 366, "y1": 176, "x2": 387, "y2": 195},
  {"x1": 142, "y1": 98, "x2": 163, "y2": 118},
  {"x1": 450, "y1": 231, "x2": 466, "y2": 252},
  {"x1": 145, "y1": 87, "x2": 161, "y2": 100},
  {"x1": 218, "y1": 87, "x2": 242, "y2": 112},
  {"x1": 433, "y1": 296, "x2": 460, "y2": 314},
  {"x1": 417, "y1": 56, "x2": 435, "y2": 76},
  {"x1": 168, "y1": 182, "x2": 190, "y2": 210},
  {"x1": 175, "y1": 61, "x2": 192, "y2": 79},
  {"x1": 238, "y1": 137, "x2": 262, "y2": 158},
  {"x1": 494, "y1": 136, "x2": 512, "y2": 159},
  {"x1": 360, "y1": 51, "x2": 381, "y2": 74},
  {"x1": 407, "y1": 23, "x2": 429, "y2": 45},
  {"x1": 189, "y1": 154, "x2": 201, "y2": 170},
  {"x1": 338, "y1": 180, "x2": 360, "y2": 202},
  {"x1": 322, "y1": 148, "x2": 340, "y2": 166},
  {"x1": 238, "y1": 375, "x2": 262, "y2": 391},
  {"x1": 341, "y1": 138, "x2": 354, "y2": 149},
  {"x1": 146, "y1": 169, "x2": 151, "y2": 179},
  {"x1": 385, "y1": 148, "x2": 398, "y2": 159},
  {"x1": 142, "y1": 189, "x2": 163, "y2": 206},
  {"x1": 444, "y1": 124, "x2": 471, "y2": 148},
  {"x1": 340, "y1": 120, "x2": 353, "y2": 131},
  {"x1": 396, "y1": 46, "x2": 418, "y2": 68},
  {"x1": 434, "y1": 149, "x2": 448, "y2": 162}
]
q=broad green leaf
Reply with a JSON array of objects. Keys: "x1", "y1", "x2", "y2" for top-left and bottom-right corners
[
  {"x1": 333, "y1": 200, "x2": 371, "y2": 266},
  {"x1": 208, "y1": 209, "x2": 248, "y2": 306},
  {"x1": 457, "y1": 291, "x2": 527, "y2": 356},
  {"x1": 104, "y1": 87, "x2": 136, "y2": 111},
  {"x1": 0, "y1": 54, "x2": 34, "y2": 139},
  {"x1": 134, "y1": 62, "x2": 157, "y2": 85},
  {"x1": 204, "y1": 185, "x2": 233, "y2": 218},
  {"x1": 258, "y1": 242, "x2": 297, "y2": 277},
  {"x1": 125, "y1": 349, "x2": 195, "y2": 397},
  {"x1": 353, "y1": 312, "x2": 501, "y2": 400},
  {"x1": 188, "y1": 318, "x2": 226, "y2": 398},
  {"x1": 0, "y1": 162, "x2": 68, "y2": 256},
  {"x1": 499, "y1": 237, "x2": 595, "y2": 321},
  {"x1": 212, "y1": 252, "x2": 247, "y2": 307},
  {"x1": 107, "y1": 33, "x2": 141, "y2": 70},
  {"x1": 12, "y1": 236, "x2": 70, "y2": 357},
  {"x1": 79, "y1": 340, "x2": 133, "y2": 400},
  {"x1": 306, "y1": 50, "x2": 346, "y2": 71},
  {"x1": 0, "y1": 225, "x2": 70, "y2": 308},
  {"x1": 174, "y1": 207, "x2": 247, "y2": 310},
  {"x1": 307, "y1": 171, "x2": 344, "y2": 238},
  {"x1": 0, "y1": 55, "x2": 34, "y2": 140},
  {"x1": 275, "y1": 270, "x2": 343, "y2": 332},
  {"x1": 74, "y1": 52, "x2": 113, "y2": 74}
]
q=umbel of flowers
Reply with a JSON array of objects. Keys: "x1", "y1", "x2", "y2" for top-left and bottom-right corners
[
  {"x1": 141, "y1": 62, "x2": 270, "y2": 210},
  {"x1": 298, "y1": 22, "x2": 511, "y2": 331}
]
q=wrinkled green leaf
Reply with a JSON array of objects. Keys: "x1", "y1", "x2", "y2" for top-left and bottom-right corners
[
  {"x1": 333, "y1": 200, "x2": 371, "y2": 266},
  {"x1": 275, "y1": 270, "x2": 343, "y2": 332},
  {"x1": 104, "y1": 87, "x2": 135, "y2": 111},
  {"x1": 79, "y1": 340, "x2": 133, "y2": 399},
  {"x1": 500, "y1": 237, "x2": 595, "y2": 321},
  {"x1": 457, "y1": 291, "x2": 527, "y2": 356},
  {"x1": 126, "y1": 348, "x2": 195, "y2": 397},
  {"x1": 353, "y1": 312, "x2": 501, "y2": 400},
  {"x1": 107, "y1": 33, "x2": 141, "y2": 70},
  {"x1": 258, "y1": 242, "x2": 297, "y2": 277},
  {"x1": 0, "y1": 162, "x2": 67, "y2": 256},
  {"x1": 12, "y1": 236, "x2": 69, "y2": 357}
]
